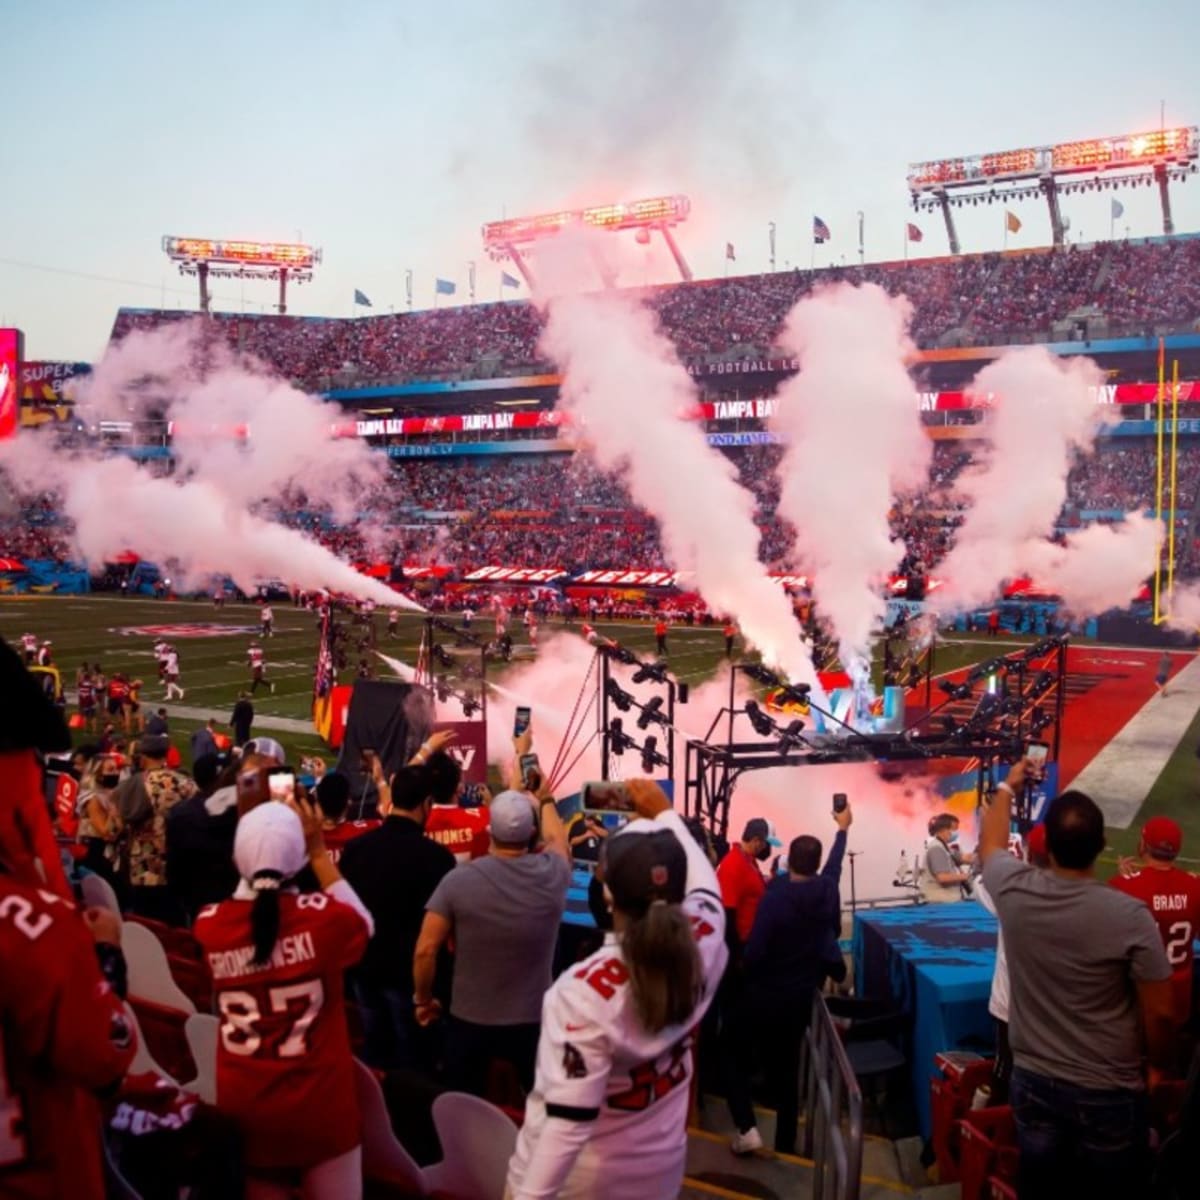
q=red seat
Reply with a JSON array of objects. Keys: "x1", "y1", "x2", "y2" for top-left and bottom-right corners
[
  {"x1": 126, "y1": 914, "x2": 205, "y2": 962},
  {"x1": 930, "y1": 1055, "x2": 994, "y2": 1183},
  {"x1": 129, "y1": 997, "x2": 196, "y2": 1084},
  {"x1": 167, "y1": 953, "x2": 214, "y2": 1013},
  {"x1": 958, "y1": 1106, "x2": 1016, "y2": 1200}
]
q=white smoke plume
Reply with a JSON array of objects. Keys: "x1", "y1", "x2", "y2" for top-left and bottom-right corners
[
  {"x1": 1, "y1": 323, "x2": 421, "y2": 608},
  {"x1": 771, "y1": 283, "x2": 930, "y2": 681},
  {"x1": 931, "y1": 347, "x2": 1155, "y2": 616},
  {"x1": 536, "y1": 236, "x2": 817, "y2": 688}
]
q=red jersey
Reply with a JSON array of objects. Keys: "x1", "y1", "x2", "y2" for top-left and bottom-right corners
[
  {"x1": 716, "y1": 845, "x2": 767, "y2": 946},
  {"x1": 193, "y1": 890, "x2": 369, "y2": 1169},
  {"x1": 107, "y1": 678, "x2": 129, "y2": 703},
  {"x1": 320, "y1": 819, "x2": 381, "y2": 864},
  {"x1": 77, "y1": 679, "x2": 95, "y2": 705},
  {"x1": 425, "y1": 804, "x2": 490, "y2": 863},
  {"x1": 248, "y1": 648, "x2": 264, "y2": 670},
  {"x1": 0, "y1": 878, "x2": 136, "y2": 1200},
  {"x1": 1111, "y1": 865, "x2": 1200, "y2": 1021}
]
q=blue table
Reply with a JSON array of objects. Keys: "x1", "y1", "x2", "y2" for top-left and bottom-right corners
[
  {"x1": 564, "y1": 866, "x2": 597, "y2": 928},
  {"x1": 852, "y1": 904, "x2": 998, "y2": 1140}
]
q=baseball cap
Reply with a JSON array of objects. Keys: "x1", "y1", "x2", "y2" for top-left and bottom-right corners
[
  {"x1": 1142, "y1": 815, "x2": 1183, "y2": 860},
  {"x1": 138, "y1": 734, "x2": 170, "y2": 759},
  {"x1": 234, "y1": 800, "x2": 307, "y2": 885},
  {"x1": 742, "y1": 817, "x2": 783, "y2": 847},
  {"x1": 605, "y1": 827, "x2": 687, "y2": 916},
  {"x1": 489, "y1": 790, "x2": 535, "y2": 844},
  {"x1": 244, "y1": 736, "x2": 286, "y2": 765}
]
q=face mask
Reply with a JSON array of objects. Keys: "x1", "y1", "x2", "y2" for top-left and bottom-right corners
[{"x1": 947, "y1": 832, "x2": 960, "y2": 845}]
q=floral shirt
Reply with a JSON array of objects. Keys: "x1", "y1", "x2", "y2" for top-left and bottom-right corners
[{"x1": 118, "y1": 769, "x2": 198, "y2": 887}]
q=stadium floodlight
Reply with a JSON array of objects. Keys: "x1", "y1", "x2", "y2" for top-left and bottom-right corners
[
  {"x1": 906, "y1": 125, "x2": 1198, "y2": 249},
  {"x1": 162, "y1": 235, "x2": 322, "y2": 315},
  {"x1": 481, "y1": 194, "x2": 693, "y2": 287}
]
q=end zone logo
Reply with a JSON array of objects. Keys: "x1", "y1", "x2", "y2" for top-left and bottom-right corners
[{"x1": 110, "y1": 624, "x2": 259, "y2": 639}]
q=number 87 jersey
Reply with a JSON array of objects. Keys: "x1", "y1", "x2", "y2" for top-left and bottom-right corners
[{"x1": 194, "y1": 890, "x2": 369, "y2": 1171}]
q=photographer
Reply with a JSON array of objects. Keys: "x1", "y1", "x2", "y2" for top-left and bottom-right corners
[
  {"x1": 922, "y1": 812, "x2": 973, "y2": 902},
  {"x1": 412, "y1": 729, "x2": 569, "y2": 1095}
]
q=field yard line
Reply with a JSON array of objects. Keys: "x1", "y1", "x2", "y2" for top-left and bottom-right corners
[
  {"x1": 157, "y1": 703, "x2": 316, "y2": 734},
  {"x1": 1068, "y1": 655, "x2": 1200, "y2": 828}
]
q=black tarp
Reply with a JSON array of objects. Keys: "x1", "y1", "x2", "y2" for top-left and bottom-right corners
[{"x1": 335, "y1": 679, "x2": 433, "y2": 820}]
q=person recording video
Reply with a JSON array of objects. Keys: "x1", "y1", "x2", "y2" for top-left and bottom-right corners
[{"x1": 922, "y1": 812, "x2": 974, "y2": 902}]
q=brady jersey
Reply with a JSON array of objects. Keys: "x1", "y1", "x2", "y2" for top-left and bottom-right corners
[
  {"x1": 0, "y1": 877, "x2": 136, "y2": 1200},
  {"x1": 1111, "y1": 865, "x2": 1200, "y2": 1020},
  {"x1": 425, "y1": 804, "x2": 490, "y2": 863},
  {"x1": 320, "y1": 819, "x2": 381, "y2": 864},
  {"x1": 193, "y1": 889, "x2": 369, "y2": 1170},
  {"x1": 508, "y1": 813, "x2": 728, "y2": 1200}
]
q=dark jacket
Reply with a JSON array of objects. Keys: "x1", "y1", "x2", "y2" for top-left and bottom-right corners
[
  {"x1": 230, "y1": 700, "x2": 254, "y2": 745},
  {"x1": 744, "y1": 830, "x2": 848, "y2": 1001},
  {"x1": 340, "y1": 817, "x2": 455, "y2": 990},
  {"x1": 165, "y1": 790, "x2": 238, "y2": 921}
]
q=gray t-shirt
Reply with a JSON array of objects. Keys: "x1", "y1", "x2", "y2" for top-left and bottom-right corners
[
  {"x1": 427, "y1": 851, "x2": 571, "y2": 1025},
  {"x1": 923, "y1": 839, "x2": 964, "y2": 900},
  {"x1": 982, "y1": 851, "x2": 1170, "y2": 1091}
]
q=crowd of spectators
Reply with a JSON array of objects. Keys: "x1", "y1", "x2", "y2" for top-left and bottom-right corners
[{"x1": 109, "y1": 236, "x2": 1200, "y2": 391}]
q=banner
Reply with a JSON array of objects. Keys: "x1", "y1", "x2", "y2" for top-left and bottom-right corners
[
  {"x1": 433, "y1": 720, "x2": 488, "y2": 784},
  {"x1": 0, "y1": 329, "x2": 20, "y2": 442},
  {"x1": 19, "y1": 360, "x2": 90, "y2": 402}
]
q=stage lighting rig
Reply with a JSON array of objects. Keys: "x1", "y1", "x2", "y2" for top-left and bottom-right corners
[
  {"x1": 637, "y1": 696, "x2": 666, "y2": 730},
  {"x1": 460, "y1": 692, "x2": 480, "y2": 719},
  {"x1": 738, "y1": 662, "x2": 813, "y2": 708},
  {"x1": 777, "y1": 719, "x2": 807, "y2": 755},
  {"x1": 605, "y1": 678, "x2": 634, "y2": 712},
  {"x1": 745, "y1": 700, "x2": 777, "y2": 738},
  {"x1": 641, "y1": 736, "x2": 668, "y2": 772},
  {"x1": 608, "y1": 718, "x2": 636, "y2": 756},
  {"x1": 434, "y1": 677, "x2": 451, "y2": 703},
  {"x1": 633, "y1": 660, "x2": 669, "y2": 685},
  {"x1": 938, "y1": 678, "x2": 973, "y2": 700}
]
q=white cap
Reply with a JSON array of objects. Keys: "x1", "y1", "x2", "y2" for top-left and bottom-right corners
[{"x1": 234, "y1": 801, "x2": 307, "y2": 885}]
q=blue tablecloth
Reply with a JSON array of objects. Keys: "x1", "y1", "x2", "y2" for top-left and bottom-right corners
[
  {"x1": 852, "y1": 903, "x2": 998, "y2": 1140},
  {"x1": 564, "y1": 866, "x2": 597, "y2": 928}
]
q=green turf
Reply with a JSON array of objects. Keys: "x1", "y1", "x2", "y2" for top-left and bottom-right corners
[{"x1": 5, "y1": 596, "x2": 1186, "y2": 861}]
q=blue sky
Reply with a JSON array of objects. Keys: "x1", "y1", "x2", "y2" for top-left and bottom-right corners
[{"x1": 2, "y1": 0, "x2": 1198, "y2": 361}]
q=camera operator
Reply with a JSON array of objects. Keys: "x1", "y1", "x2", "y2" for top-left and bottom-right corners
[{"x1": 921, "y1": 812, "x2": 974, "y2": 902}]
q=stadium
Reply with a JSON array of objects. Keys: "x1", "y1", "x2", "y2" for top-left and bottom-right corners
[{"x1": 4, "y1": 10, "x2": 1200, "y2": 1197}]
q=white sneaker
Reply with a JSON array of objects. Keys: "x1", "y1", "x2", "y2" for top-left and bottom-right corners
[{"x1": 730, "y1": 1127, "x2": 763, "y2": 1156}]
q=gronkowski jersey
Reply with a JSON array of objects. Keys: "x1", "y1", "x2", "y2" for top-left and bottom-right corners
[
  {"x1": 425, "y1": 805, "x2": 490, "y2": 863},
  {"x1": 1111, "y1": 865, "x2": 1200, "y2": 1021},
  {"x1": 0, "y1": 878, "x2": 135, "y2": 1200},
  {"x1": 321, "y1": 819, "x2": 381, "y2": 864},
  {"x1": 193, "y1": 888, "x2": 369, "y2": 1170},
  {"x1": 507, "y1": 809, "x2": 728, "y2": 1200}
]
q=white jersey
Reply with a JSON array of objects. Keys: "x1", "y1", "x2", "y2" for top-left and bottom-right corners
[
  {"x1": 21, "y1": 633, "x2": 37, "y2": 654},
  {"x1": 507, "y1": 809, "x2": 727, "y2": 1200},
  {"x1": 153, "y1": 640, "x2": 168, "y2": 662},
  {"x1": 261, "y1": 606, "x2": 274, "y2": 624},
  {"x1": 165, "y1": 651, "x2": 180, "y2": 676}
]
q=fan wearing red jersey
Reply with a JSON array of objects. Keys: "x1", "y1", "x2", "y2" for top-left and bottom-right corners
[
  {"x1": 507, "y1": 780, "x2": 728, "y2": 1200},
  {"x1": 0, "y1": 880, "x2": 135, "y2": 1200},
  {"x1": 194, "y1": 797, "x2": 373, "y2": 1199},
  {"x1": 1110, "y1": 816, "x2": 1200, "y2": 1026},
  {"x1": 422, "y1": 749, "x2": 490, "y2": 863},
  {"x1": 313, "y1": 771, "x2": 379, "y2": 865}
]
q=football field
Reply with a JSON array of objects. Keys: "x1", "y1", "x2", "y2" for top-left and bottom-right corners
[{"x1": 1, "y1": 594, "x2": 1195, "y2": 866}]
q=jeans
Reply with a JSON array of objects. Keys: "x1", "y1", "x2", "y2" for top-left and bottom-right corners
[
  {"x1": 444, "y1": 1016, "x2": 540, "y2": 1098},
  {"x1": 353, "y1": 980, "x2": 418, "y2": 1073},
  {"x1": 1010, "y1": 1067, "x2": 1148, "y2": 1200}
]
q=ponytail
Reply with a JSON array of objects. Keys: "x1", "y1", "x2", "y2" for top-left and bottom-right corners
[
  {"x1": 249, "y1": 871, "x2": 283, "y2": 966},
  {"x1": 621, "y1": 901, "x2": 703, "y2": 1034}
]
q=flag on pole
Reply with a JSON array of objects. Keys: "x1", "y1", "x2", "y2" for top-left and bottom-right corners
[
  {"x1": 1111, "y1": 198, "x2": 1125, "y2": 220},
  {"x1": 1005, "y1": 210, "x2": 1022, "y2": 234},
  {"x1": 501, "y1": 271, "x2": 521, "y2": 289},
  {"x1": 813, "y1": 216, "x2": 831, "y2": 243},
  {"x1": 313, "y1": 607, "x2": 334, "y2": 698},
  {"x1": 906, "y1": 223, "x2": 923, "y2": 243},
  {"x1": 725, "y1": 242, "x2": 736, "y2": 261},
  {"x1": 435, "y1": 278, "x2": 457, "y2": 296},
  {"x1": 353, "y1": 288, "x2": 372, "y2": 307}
]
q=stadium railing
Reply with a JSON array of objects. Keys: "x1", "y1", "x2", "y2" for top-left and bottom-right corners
[{"x1": 801, "y1": 992, "x2": 865, "y2": 1200}]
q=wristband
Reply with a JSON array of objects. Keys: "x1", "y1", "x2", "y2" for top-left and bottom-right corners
[{"x1": 996, "y1": 781, "x2": 1016, "y2": 796}]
